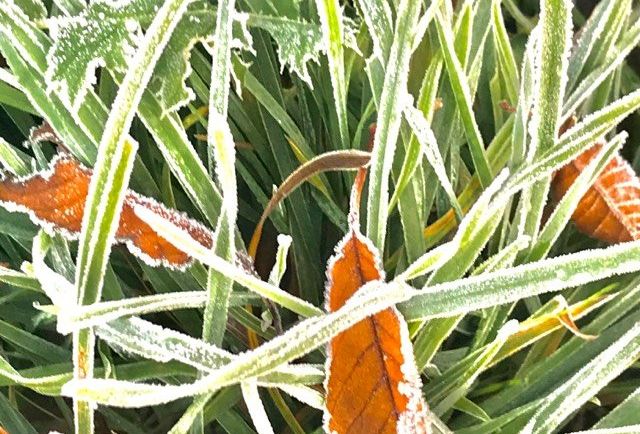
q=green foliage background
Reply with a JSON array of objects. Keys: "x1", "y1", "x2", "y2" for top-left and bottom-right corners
[{"x1": 0, "y1": 0, "x2": 640, "y2": 432}]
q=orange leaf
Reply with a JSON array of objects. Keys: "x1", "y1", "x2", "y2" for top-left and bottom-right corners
[
  {"x1": 324, "y1": 167, "x2": 429, "y2": 433},
  {"x1": 0, "y1": 155, "x2": 213, "y2": 268},
  {"x1": 552, "y1": 144, "x2": 640, "y2": 243}
]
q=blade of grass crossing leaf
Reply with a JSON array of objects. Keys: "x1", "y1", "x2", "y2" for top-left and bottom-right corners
[
  {"x1": 526, "y1": 134, "x2": 624, "y2": 262},
  {"x1": 434, "y1": 12, "x2": 493, "y2": 189},
  {"x1": 522, "y1": 0, "x2": 571, "y2": 248},
  {"x1": 316, "y1": 0, "x2": 350, "y2": 149},
  {"x1": 204, "y1": 114, "x2": 237, "y2": 345},
  {"x1": 72, "y1": 0, "x2": 194, "y2": 430},
  {"x1": 3, "y1": 3, "x2": 225, "y2": 229},
  {"x1": 133, "y1": 204, "x2": 321, "y2": 317},
  {"x1": 72, "y1": 140, "x2": 136, "y2": 433},
  {"x1": 366, "y1": 0, "x2": 422, "y2": 250},
  {"x1": 62, "y1": 281, "x2": 415, "y2": 407}
]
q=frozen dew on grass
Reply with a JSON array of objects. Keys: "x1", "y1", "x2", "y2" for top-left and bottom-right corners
[{"x1": 2, "y1": 0, "x2": 640, "y2": 432}]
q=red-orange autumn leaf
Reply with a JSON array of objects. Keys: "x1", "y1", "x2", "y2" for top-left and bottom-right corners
[
  {"x1": 324, "y1": 171, "x2": 429, "y2": 434},
  {"x1": 553, "y1": 143, "x2": 640, "y2": 243},
  {"x1": 0, "y1": 155, "x2": 213, "y2": 268}
]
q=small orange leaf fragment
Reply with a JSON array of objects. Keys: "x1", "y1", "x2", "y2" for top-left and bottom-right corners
[
  {"x1": 0, "y1": 155, "x2": 214, "y2": 268},
  {"x1": 553, "y1": 143, "x2": 640, "y2": 243},
  {"x1": 324, "y1": 166, "x2": 429, "y2": 433}
]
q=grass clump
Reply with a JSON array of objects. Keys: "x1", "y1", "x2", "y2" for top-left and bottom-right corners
[{"x1": 0, "y1": 0, "x2": 640, "y2": 432}]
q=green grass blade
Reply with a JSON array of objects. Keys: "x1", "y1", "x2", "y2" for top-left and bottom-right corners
[
  {"x1": 72, "y1": 0, "x2": 194, "y2": 429},
  {"x1": 402, "y1": 240, "x2": 640, "y2": 320},
  {"x1": 434, "y1": 11, "x2": 493, "y2": 189},
  {"x1": 316, "y1": 0, "x2": 349, "y2": 149},
  {"x1": 525, "y1": 322, "x2": 640, "y2": 433},
  {"x1": 592, "y1": 387, "x2": 640, "y2": 429},
  {"x1": 366, "y1": 0, "x2": 422, "y2": 250}
]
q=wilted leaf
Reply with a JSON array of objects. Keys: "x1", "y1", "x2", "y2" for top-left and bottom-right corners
[
  {"x1": 553, "y1": 143, "x2": 640, "y2": 243},
  {"x1": 248, "y1": 149, "x2": 370, "y2": 258},
  {"x1": 0, "y1": 155, "x2": 213, "y2": 268},
  {"x1": 324, "y1": 169, "x2": 429, "y2": 434}
]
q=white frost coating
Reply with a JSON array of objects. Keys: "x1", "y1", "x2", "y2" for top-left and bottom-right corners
[
  {"x1": 357, "y1": 0, "x2": 392, "y2": 61},
  {"x1": 397, "y1": 239, "x2": 460, "y2": 282},
  {"x1": 0, "y1": 0, "x2": 46, "y2": 67},
  {"x1": 496, "y1": 319, "x2": 520, "y2": 340},
  {"x1": 0, "y1": 154, "x2": 87, "y2": 241},
  {"x1": 273, "y1": 384, "x2": 324, "y2": 409},
  {"x1": 564, "y1": 24, "x2": 640, "y2": 116},
  {"x1": 31, "y1": 235, "x2": 76, "y2": 309},
  {"x1": 323, "y1": 227, "x2": 385, "y2": 313},
  {"x1": 247, "y1": 15, "x2": 336, "y2": 87},
  {"x1": 268, "y1": 234, "x2": 292, "y2": 285},
  {"x1": 98, "y1": 317, "x2": 328, "y2": 386},
  {"x1": 407, "y1": 239, "x2": 640, "y2": 320},
  {"x1": 403, "y1": 99, "x2": 460, "y2": 217},
  {"x1": 536, "y1": 135, "x2": 624, "y2": 253},
  {"x1": 157, "y1": 38, "x2": 198, "y2": 115},
  {"x1": 47, "y1": 41, "x2": 109, "y2": 113},
  {"x1": 410, "y1": 0, "x2": 438, "y2": 54},
  {"x1": 323, "y1": 226, "x2": 430, "y2": 432},
  {"x1": 123, "y1": 189, "x2": 214, "y2": 269},
  {"x1": 57, "y1": 291, "x2": 209, "y2": 333},
  {"x1": 209, "y1": 110, "x2": 237, "y2": 225},
  {"x1": 62, "y1": 282, "x2": 415, "y2": 407},
  {"x1": 96, "y1": 316, "x2": 233, "y2": 368},
  {"x1": 133, "y1": 203, "x2": 321, "y2": 317},
  {"x1": 232, "y1": 11, "x2": 255, "y2": 55},
  {"x1": 0, "y1": 68, "x2": 21, "y2": 90},
  {"x1": 454, "y1": 169, "x2": 510, "y2": 240},
  {"x1": 395, "y1": 305, "x2": 430, "y2": 433},
  {"x1": 527, "y1": 0, "x2": 572, "y2": 158},
  {"x1": 241, "y1": 380, "x2": 276, "y2": 434},
  {"x1": 524, "y1": 321, "x2": 640, "y2": 433},
  {"x1": 0, "y1": 155, "x2": 216, "y2": 271}
]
